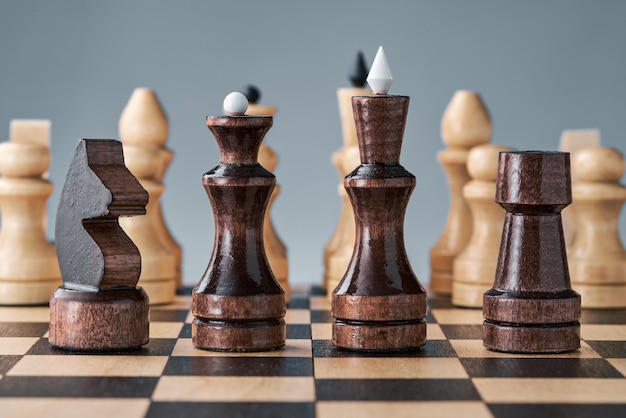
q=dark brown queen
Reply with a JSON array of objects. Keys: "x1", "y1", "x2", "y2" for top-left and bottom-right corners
[{"x1": 192, "y1": 94, "x2": 285, "y2": 352}]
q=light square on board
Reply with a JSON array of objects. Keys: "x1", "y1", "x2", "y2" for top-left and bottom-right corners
[
  {"x1": 7, "y1": 355, "x2": 168, "y2": 377},
  {"x1": 316, "y1": 401, "x2": 493, "y2": 418},
  {"x1": 0, "y1": 398, "x2": 150, "y2": 418},
  {"x1": 430, "y1": 309, "x2": 484, "y2": 325}
]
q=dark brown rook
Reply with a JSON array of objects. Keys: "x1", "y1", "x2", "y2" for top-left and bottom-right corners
[
  {"x1": 483, "y1": 150, "x2": 581, "y2": 353},
  {"x1": 192, "y1": 115, "x2": 286, "y2": 352},
  {"x1": 332, "y1": 95, "x2": 427, "y2": 351},
  {"x1": 49, "y1": 139, "x2": 149, "y2": 351}
]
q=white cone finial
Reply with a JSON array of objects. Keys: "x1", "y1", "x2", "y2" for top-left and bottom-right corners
[
  {"x1": 366, "y1": 46, "x2": 393, "y2": 94},
  {"x1": 223, "y1": 92, "x2": 248, "y2": 116}
]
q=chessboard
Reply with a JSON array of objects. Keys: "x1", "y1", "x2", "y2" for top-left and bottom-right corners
[{"x1": 1, "y1": 285, "x2": 625, "y2": 418}]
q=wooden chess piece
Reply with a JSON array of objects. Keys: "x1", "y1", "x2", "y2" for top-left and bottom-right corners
[
  {"x1": 559, "y1": 129, "x2": 601, "y2": 247},
  {"x1": 568, "y1": 146, "x2": 626, "y2": 308},
  {"x1": 430, "y1": 90, "x2": 492, "y2": 294},
  {"x1": 192, "y1": 92, "x2": 285, "y2": 352},
  {"x1": 483, "y1": 151, "x2": 580, "y2": 353},
  {"x1": 0, "y1": 120, "x2": 61, "y2": 305},
  {"x1": 325, "y1": 146, "x2": 360, "y2": 299},
  {"x1": 119, "y1": 88, "x2": 177, "y2": 304},
  {"x1": 324, "y1": 51, "x2": 370, "y2": 295},
  {"x1": 244, "y1": 85, "x2": 290, "y2": 302},
  {"x1": 49, "y1": 139, "x2": 149, "y2": 351},
  {"x1": 9, "y1": 120, "x2": 53, "y2": 229},
  {"x1": 332, "y1": 47, "x2": 427, "y2": 351},
  {"x1": 452, "y1": 144, "x2": 513, "y2": 307}
]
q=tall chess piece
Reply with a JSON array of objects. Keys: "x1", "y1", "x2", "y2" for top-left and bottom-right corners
[
  {"x1": 568, "y1": 146, "x2": 626, "y2": 308},
  {"x1": 192, "y1": 92, "x2": 285, "y2": 352},
  {"x1": 332, "y1": 47, "x2": 427, "y2": 351},
  {"x1": 325, "y1": 51, "x2": 371, "y2": 297},
  {"x1": 0, "y1": 120, "x2": 61, "y2": 305},
  {"x1": 430, "y1": 91, "x2": 492, "y2": 294},
  {"x1": 10, "y1": 119, "x2": 52, "y2": 232},
  {"x1": 483, "y1": 151, "x2": 580, "y2": 353},
  {"x1": 244, "y1": 85, "x2": 290, "y2": 302},
  {"x1": 49, "y1": 139, "x2": 149, "y2": 351},
  {"x1": 119, "y1": 88, "x2": 177, "y2": 304},
  {"x1": 452, "y1": 144, "x2": 513, "y2": 307},
  {"x1": 558, "y1": 129, "x2": 600, "y2": 247}
]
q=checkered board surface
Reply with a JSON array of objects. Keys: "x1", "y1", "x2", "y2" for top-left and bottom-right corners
[{"x1": 0, "y1": 285, "x2": 625, "y2": 418}]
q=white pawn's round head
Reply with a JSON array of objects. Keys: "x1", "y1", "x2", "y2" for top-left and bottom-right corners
[{"x1": 223, "y1": 92, "x2": 249, "y2": 116}]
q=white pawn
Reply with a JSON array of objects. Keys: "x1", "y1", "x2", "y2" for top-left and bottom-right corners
[
  {"x1": 119, "y1": 88, "x2": 177, "y2": 304},
  {"x1": 325, "y1": 145, "x2": 360, "y2": 298},
  {"x1": 245, "y1": 89, "x2": 290, "y2": 302},
  {"x1": 452, "y1": 144, "x2": 513, "y2": 307},
  {"x1": 0, "y1": 120, "x2": 61, "y2": 304},
  {"x1": 10, "y1": 120, "x2": 52, "y2": 232},
  {"x1": 430, "y1": 91, "x2": 492, "y2": 294},
  {"x1": 559, "y1": 129, "x2": 601, "y2": 247},
  {"x1": 324, "y1": 65, "x2": 370, "y2": 294},
  {"x1": 568, "y1": 146, "x2": 626, "y2": 308}
]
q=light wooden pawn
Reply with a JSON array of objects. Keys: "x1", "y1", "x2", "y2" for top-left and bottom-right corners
[
  {"x1": 119, "y1": 87, "x2": 183, "y2": 289},
  {"x1": 559, "y1": 130, "x2": 601, "y2": 247},
  {"x1": 10, "y1": 120, "x2": 51, "y2": 233},
  {"x1": 247, "y1": 102, "x2": 290, "y2": 302},
  {"x1": 324, "y1": 86, "x2": 369, "y2": 292},
  {"x1": 452, "y1": 144, "x2": 513, "y2": 307},
  {"x1": 568, "y1": 146, "x2": 626, "y2": 308},
  {"x1": 119, "y1": 89, "x2": 177, "y2": 304},
  {"x1": 0, "y1": 120, "x2": 61, "y2": 304},
  {"x1": 430, "y1": 90, "x2": 492, "y2": 294},
  {"x1": 118, "y1": 144, "x2": 176, "y2": 304},
  {"x1": 326, "y1": 145, "x2": 360, "y2": 299}
]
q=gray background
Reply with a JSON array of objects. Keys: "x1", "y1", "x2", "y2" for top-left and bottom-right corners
[{"x1": 1, "y1": 0, "x2": 625, "y2": 287}]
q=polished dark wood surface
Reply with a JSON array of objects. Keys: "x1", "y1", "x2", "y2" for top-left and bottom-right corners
[
  {"x1": 192, "y1": 115, "x2": 286, "y2": 352},
  {"x1": 332, "y1": 95, "x2": 427, "y2": 351},
  {"x1": 484, "y1": 150, "x2": 581, "y2": 353}
]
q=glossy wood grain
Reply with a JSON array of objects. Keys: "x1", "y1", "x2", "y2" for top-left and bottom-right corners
[
  {"x1": 332, "y1": 95, "x2": 427, "y2": 351},
  {"x1": 483, "y1": 151, "x2": 581, "y2": 353},
  {"x1": 192, "y1": 115, "x2": 286, "y2": 352}
]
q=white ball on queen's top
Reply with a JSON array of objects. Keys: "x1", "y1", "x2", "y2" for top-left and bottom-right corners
[{"x1": 223, "y1": 92, "x2": 249, "y2": 116}]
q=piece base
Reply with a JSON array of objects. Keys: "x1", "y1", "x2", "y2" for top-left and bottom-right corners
[
  {"x1": 0, "y1": 278, "x2": 61, "y2": 306},
  {"x1": 138, "y1": 277, "x2": 176, "y2": 305},
  {"x1": 483, "y1": 320, "x2": 580, "y2": 353},
  {"x1": 452, "y1": 281, "x2": 491, "y2": 308},
  {"x1": 49, "y1": 286, "x2": 149, "y2": 351},
  {"x1": 332, "y1": 319, "x2": 427, "y2": 351},
  {"x1": 192, "y1": 318, "x2": 286, "y2": 352},
  {"x1": 332, "y1": 292, "x2": 427, "y2": 321},
  {"x1": 483, "y1": 290, "x2": 580, "y2": 324},
  {"x1": 429, "y1": 271, "x2": 452, "y2": 295},
  {"x1": 573, "y1": 283, "x2": 626, "y2": 309},
  {"x1": 276, "y1": 276, "x2": 291, "y2": 303}
]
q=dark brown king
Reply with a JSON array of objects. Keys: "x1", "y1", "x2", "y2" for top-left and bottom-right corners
[
  {"x1": 483, "y1": 150, "x2": 581, "y2": 353},
  {"x1": 192, "y1": 115, "x2": 286, "y2": 352},
  {"x1": 331, "y1": 95, "x2": 427, "y2": 351}
]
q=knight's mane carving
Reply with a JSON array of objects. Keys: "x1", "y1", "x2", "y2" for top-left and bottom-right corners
[{"x1": 55, "y1": 139, "x2": 148, "y2": 290}]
